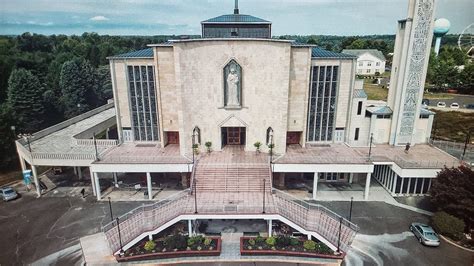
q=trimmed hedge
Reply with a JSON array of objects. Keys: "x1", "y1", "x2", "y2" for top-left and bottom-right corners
[{"x1": 432, "y1": 211, "x2": 465, "y2": 240}]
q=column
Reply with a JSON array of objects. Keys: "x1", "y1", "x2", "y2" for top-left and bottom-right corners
[
  {"x1": 312, "y1": 172, "x2": 319, "y2": 200},
  {"x1": 32, "y1": 165, "x2": 41, "y2": 197},
  {"x1": 73, "y1": 167, "x2": 77, "y2": 175},
  {"x1": 94, "y1": 172, "x2": 101, "y2": 200},
  {"x1": 364, "y1": 172, "x2": 371, "y2": 200},
  {"x1": 19, "y1": 156, "x2": 26, "y2": 172},
  {"x1": 349, "y1": 173, "x2": 354, "y2": 184},
  {"x1": 146, "y1": 172, "x2": 152, "y2": 200},
  {"x1": 106, "y1": 128, "x2": 110, "y2": 139},
  {"x1": 113, "y1": 172, "x2": 118, "y2": 186},
  {"x1": 180, "y1": 172, "x2": 188, "y2": 188},
  {"x1": 275, "y1": 173, "x2": 285, "y2": 188},
  {"x1": 268, "y1": 219, "x2": 273, "y2": 237},
  {"x1": 188, "y1": 220, "x2": 193, "y2": 236},
  {"x1": 89, "y1": 167, "x2": 96, "y2": 196},
  {"x1": 77, "y1": 167, "x2": 83, "y2": 180},
  {"x1": 391, "y1": 172, "x2": 397, "y2": 195}
]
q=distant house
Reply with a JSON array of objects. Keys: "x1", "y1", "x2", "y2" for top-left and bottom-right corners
[{"x1": 342, "y1": 49, "x2": 386, "y2": 76}]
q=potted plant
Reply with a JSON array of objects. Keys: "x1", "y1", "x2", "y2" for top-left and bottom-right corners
[
  {"x1": 205, "y1": 141, "x2": 212, "y2": 153},
  {"x1": 192, "y1": 143, "x2": 199, "y2": 155},
  {"x1": 267, "y1": 143, "x2": 275, "y2": 155},
  {"x1": 254, "y1": 141, "x2": 262, "y2": 153}
]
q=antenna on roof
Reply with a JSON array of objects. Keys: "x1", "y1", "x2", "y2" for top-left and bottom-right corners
[{"x1": 234, "y1": 0, "x2": 239, "y2": 14}]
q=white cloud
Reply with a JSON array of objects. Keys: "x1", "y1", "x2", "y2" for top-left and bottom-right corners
[{"x1": 89, "y1": 15, "x2": 109, "y2": 21}]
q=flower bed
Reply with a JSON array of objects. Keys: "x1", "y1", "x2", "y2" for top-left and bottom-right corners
[
  {"x1": 116, "y1": 235, "x2": 221, "y2": 262},
  {"x1": 240, "y1": 236, "x2": 344, "y2": 259}
]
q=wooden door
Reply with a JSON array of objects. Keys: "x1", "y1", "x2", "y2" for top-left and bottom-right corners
[
  {"x1": 286, "y1": 132, "x2": 301, "y2": 145},
  {"x1": 227, "y1": 127, "x2": 241, "y2": 145},
  {"x1": 167, "y1": 132, "x2": 179, "y2": 144}
]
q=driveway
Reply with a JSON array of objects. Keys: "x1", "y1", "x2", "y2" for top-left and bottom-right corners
[
  {"x1": 318, "y1": 201, "x2": 474, "y2": 266},
  {"x1": 0, "y1": 191, "x2": 146, "y2": 265}
]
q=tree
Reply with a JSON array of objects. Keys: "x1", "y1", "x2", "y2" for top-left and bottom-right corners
[
  {"x1": 430, "y1": 166, "x2": 474, "y2": 230},
  {"x1": 59, "y1": 58, "x2": 99, "y2": 118},
  {"x1": 0, "y1": 103, "x2": 17, "y2": 169},
  {"x1": 7, "y1": 68, "x2": 45, "y2": 133}
]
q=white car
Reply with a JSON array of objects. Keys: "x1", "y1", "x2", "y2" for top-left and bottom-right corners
[
  {"x1": 450, "y1": 103, "x2": 460, "y2": 109},
  {"x1": 437, "y1": 102, "x2": 446, "y2": 108}
]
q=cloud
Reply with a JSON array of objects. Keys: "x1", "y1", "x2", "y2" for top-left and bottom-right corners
[{"x1": 89, "y1": 15, "x2": 109, "y2": 21}]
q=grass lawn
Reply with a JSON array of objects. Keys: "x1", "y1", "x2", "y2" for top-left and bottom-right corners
[
  {"x1": 432, "y1": 111, "x2": 474, "y2": 142},
  {"x1": 363, "y1": 79, "x2": 388, "y2": 100}
]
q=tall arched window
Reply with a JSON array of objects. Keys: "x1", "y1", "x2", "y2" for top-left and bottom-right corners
[
  {"x1": 266, "y1": 127, "x2": 273, "y2": 145},
  {"x1": 193, "y1": 126, "x2": 201, "y2": 145}
]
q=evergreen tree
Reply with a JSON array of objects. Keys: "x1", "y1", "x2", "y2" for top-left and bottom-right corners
[
  {"x1": 7, "y1": 68, "x2": 45, "y2": 133},
  {"x1": 59, "y1": 58, "x2": 99, "y2": 118},
  {"x1": 0, "y1": 104, "x2": 17, "y2": 169}
]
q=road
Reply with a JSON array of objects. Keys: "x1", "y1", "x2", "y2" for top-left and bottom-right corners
[
  {"x1": 427, "y1": 94, "x2": 474, "y2": 110},
  {"x1": 319, "y1": 201, "x2": 474, "y2": 266},
  {"x1": 0, "y1": 191, "x2": 145, "y2": 265}
]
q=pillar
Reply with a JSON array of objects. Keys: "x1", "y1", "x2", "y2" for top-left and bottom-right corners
[
  {"x1": 19, "y1": 156, "x2": 26, "y2": 172},
  {"x1": 364, "y1": 172, "x2": 371, "y2": 200},
  {"x1": 391, "y1": 172, "x2": 397, "y2": 195},
  {"x1": 77, "y1": 167, "x2": 83, "y2": 180},
  {"x1": 307, "y1": 234, "x2": 311, "y2": 240},
  {"x1": 188, "y1": 220, "x2": 193, "y2": 236},
  {"x1": 148, "y1": 234, "x2": 153, "y2": 241},
  {"x1": 146, "y1": 172, "x2": 152, "y2": 200},
  {"x1": 275, "y1": 173, "x2": 285, "y2": 188},
  {"x1": 349, "y1": 173, "x2": 354, "y2": 184},
  {"x1": 73, "y1": 167, "x2": 77, "y2": 175},
  {"x1": 89, "y1": 167, "x2": 96, "y2": 196},
  {"x1": 106, "y1": 128, "x2": 110, "y2": 139},
  {"x1": 312, "y1": 172, "x2": 319, "y2": 200},
  {"x1": 31, "y1": 165, "x2": 41, "y2": 197},
  {"x1": 268, "y1": 219, "x2": 272, "y2": 237},
  {"x1": 180, "y1": 172, "x2": 188, "y2": 188},
  {"x1": 113, "y1": 172, "x2": 118, "y2": 186},
  {"x1": 94, "y1": 172, "x2": 101, "y2": 200}
]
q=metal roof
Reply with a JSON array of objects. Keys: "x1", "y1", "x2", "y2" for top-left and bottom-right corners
[
  {"x1": 312, "y1": 47, "x2": 357, "y2": 59},
  {"x1": 202, "y1": 14, "x2": 270, "y2": 24},
  {"x1": 420, "y1": 108, "x2": 435, "y2": 115},
  {"x1": 353, "y1": 89, "x2": 368, "y2": 98},
  {"x1": 342, "y1": 49, "x2": 386, "y2": 61},
  {"x1": 290, "y1": 41, "x2": 317, "y2": 48},
  {"x1": 367, "y1": 105, "x2": 393, "y2": 115},
  {"x1": 108, "y1": 48, "x2": 154, "y2": 59}
]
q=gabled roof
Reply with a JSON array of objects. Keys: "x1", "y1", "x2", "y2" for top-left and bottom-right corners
[
  {"x1": 108, "y1": 48, "x2": 154, "y2": 59},
  {"x1": 367, "y1": 105, "x2": 393, "y2": 115},
  {"x1": 353, "y1": 89, "x2": 368, "y2": 98},
  {"x1": 202, "y1": 14, "x2": 270, "y2": 24},
  {"x1": 312, "y1": 47, "x2": 357, "y2": 59},
  {"x1": 342, "y1": 49, "x2": 386, "y2": 61}
]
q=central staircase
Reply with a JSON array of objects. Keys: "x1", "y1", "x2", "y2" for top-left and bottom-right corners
[{"x1": 194, "y1": 164, "x2": 271, "y2": 193}]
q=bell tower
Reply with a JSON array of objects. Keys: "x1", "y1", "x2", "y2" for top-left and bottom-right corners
[{"x1": 387, "y1": 0, "x2": 436, "y2": 145}]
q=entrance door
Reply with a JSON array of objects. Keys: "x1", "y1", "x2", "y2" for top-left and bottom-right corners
[
  {"x1": 166, "y1": 131, "x2": 179, "y2": 144},
  {"x1": 227, "y1": 127, "x2": 241, "y2": 145}
]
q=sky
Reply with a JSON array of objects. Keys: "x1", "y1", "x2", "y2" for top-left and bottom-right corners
[{"x1": 0, "y1": 0, "x2": 472, "y2": 36}]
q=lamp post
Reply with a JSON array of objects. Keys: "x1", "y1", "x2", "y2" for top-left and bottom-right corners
[
  {"x1": 349, "y1": 197, "x2": 353, "y2": 221},
  {"x1": 368, "y1": 133, "x2": 373, "y2": 161},
  {"x1": 262, "y1": 179, "x2": 266, "y2": 214},
  {"x1": 337, "y1": 216, "x2": 343, "y2": 253},
  {"x1": 18, "y1": 133, "x2": 33, "y2": 153},
  {"x1": 194, "y1": 179, "x2": 198, "y2": 214},
  {"x1": 116, "y1": 217, "x2": 124, "y2": 255},
  {"x1": 10, "y1": 126, "x2": 16, "y2": 139},
  {"x1": 461, "y1": 130, "x2": 471, "y2": 161},
  {"x1": 93, "y1": 133, "x2": 100, "y2": 161},
  {"x1": 269, "y1": 130, "x2": 274, "y2": 163},
  {"x1": 108, "y1": 197, "x2": 114, "y2": 222}
]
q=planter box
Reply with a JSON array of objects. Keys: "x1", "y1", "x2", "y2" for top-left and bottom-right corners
[
  {"x1": 240, "y1": 237, "x2": 344, "y2": 260},
  {"x1": 116, "y1": 237, "x2": 221, "y2": 262}
]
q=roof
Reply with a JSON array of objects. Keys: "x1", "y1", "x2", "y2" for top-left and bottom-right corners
[
  {"x1": 342, "y1": 49, "x2": 386, "y2": 61},
  {"x1": 108, "y1": 48, "x2": 154, "y2": 59},
  {"x1": 367, "y1": 105, "x2": 393, "y2": 115},
  {"x1": 311, "y1": 47, "x2": 357, "y2": 59},
  {"x1": 353, "y1": 89, "x2": 368, "y2": 98},
  {"x1": 420, "y1": 108, "x2": 435, "y2": 115},
  {"x1": 290, "y1": 41, "x2": 318, "y2": 48},
  {"x1": 202, "y1": 14, "x2": 270, "y2": 24}
]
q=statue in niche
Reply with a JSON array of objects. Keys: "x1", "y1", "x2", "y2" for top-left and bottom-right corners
[{"x1": 224, "y1": 60, "x2": 241, "y2": 107}]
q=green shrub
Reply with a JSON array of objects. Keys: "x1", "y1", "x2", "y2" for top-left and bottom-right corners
[
  {"x1": 303, "y1": 240, "x2": 316, "y2": 250},
  {"x1": 164, "y1": 234, "x2": 187, "y2": 250},
  {"x1": 205, "y1": 141, "x2": 212, "y2": 153},
  {"x1": 290, "y1": 237, "x2": 300, "y2": 246},
  {"x1": 248, "y1": 239, "x2": 256, "y2": 246},
  {"x1": 432, "y1": 211, "x2": 465, "y2": 240},
  {"x1": 315, "y1": 242, "x2": 332, "y2": 254},
  {"x1": 187, "y1": 235, "x2": 204, "y2": 247},
  {"x1": 203, "y1": 238, "x2": 212, "y2": 246},
  {"x1": 255, "y1": 235, "x2": 265, "y2": 245},
  {"x1": 276, "y1": 236, "x2": 291, "y2": 247},
  {"x1": 265, "y1": 236, "x2": 276, "y2": 246},
  {"x1": 144, "y1": 240, "x2": 156, "y2": 251},
  {"x1": 254, "y1": 141, "x2": 262, "y2": 152}
]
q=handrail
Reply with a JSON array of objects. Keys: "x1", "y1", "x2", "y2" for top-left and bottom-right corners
[{"x1": 189, "y1": 159, "x2": 199, "y2": 195}]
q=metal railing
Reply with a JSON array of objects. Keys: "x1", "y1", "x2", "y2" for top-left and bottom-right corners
[
  {"x1": 75, "y1": 139, "x2": 119, "y2": 146},
  {"x1": 31, "y1": 152, "x2": 96, "y2": 161},
  {"x1": 392, "y1": 155, "x2": 458, "y2": 169},
  {"x1": 272, "y1": 189, "x2": 359, "y2": 252},
  {"x1": 190, "y1": 159, "x2": 199, "y2": 195}
]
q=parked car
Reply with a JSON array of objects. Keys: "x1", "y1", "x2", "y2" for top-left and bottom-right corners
[
  {"x1": 450, "y1": 103, "x2": 460, "y2": 109},
  {"x1": 421, "y1": 99, "x2": 430, "y2": 107},
  {"x1": 465, "y1": 104, "x2": 474, "y2": 109},
  {"x1": 437, "y1": 102, "x2": 446, "y2": 108},
  {"x1": 410, "y1": 223, "x2": 440, "y2": 247},
  {"x1": 0, "y1": 187, "x2": 19, "y2": 201}
]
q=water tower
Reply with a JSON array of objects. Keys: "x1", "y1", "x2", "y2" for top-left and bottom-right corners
[{"x1": 433, "y1": 18, "x2": 451, "y2": 56}]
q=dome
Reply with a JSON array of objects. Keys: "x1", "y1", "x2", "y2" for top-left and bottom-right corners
[{"x1": 434, "y1": 18, "x2": 450, "y2": 37}]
